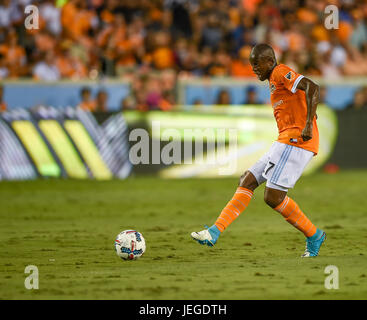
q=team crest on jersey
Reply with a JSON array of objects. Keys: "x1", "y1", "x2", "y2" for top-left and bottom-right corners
[
  {"x1": 270, "y1": 83, "x2": 276, "y2": 94},
  {"x1": 273, "y1": 99, "x2": 283, "y2": 109},
  {"x1": 284, "y1": 71, "x2": 294, "y2": 80}
]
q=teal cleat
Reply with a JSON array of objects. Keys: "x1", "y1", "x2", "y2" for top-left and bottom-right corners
[
  {"x1": 191, "y1": 225, "x2": 221, "y2": 247},
  {"x1": 301, "y1": 229, "x2": 326, "y2": 257}
]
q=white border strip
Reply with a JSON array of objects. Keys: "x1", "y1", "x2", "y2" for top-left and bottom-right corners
[{"x1": 291, "y1": 75, "x2": 304, "y2": 93}]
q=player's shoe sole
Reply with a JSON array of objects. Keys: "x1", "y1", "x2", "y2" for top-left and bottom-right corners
[{"x1": 301, "y1": 229, "x2": 326, "y2": 257}]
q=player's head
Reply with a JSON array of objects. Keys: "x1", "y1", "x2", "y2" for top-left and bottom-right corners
[
  {"x1": 96, "y1": 89, "x2": 107, "y2": 102},
  {"x1": 80, "y1": 87, "x2": 91, "y2": 100},
  {"x1": 249, "y1": 44, "x2": 277, "y2": 81}
]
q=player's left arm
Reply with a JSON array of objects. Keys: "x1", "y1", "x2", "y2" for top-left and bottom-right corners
[{"x1": 296, "y1": 77, "x2": 320, "y2": 141}]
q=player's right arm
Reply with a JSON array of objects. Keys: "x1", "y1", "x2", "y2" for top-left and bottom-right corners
[{"x1": 295, "y1": 77, "x2": 320, "y2": 141}]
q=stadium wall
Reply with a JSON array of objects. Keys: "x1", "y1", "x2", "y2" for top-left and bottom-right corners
[
  {"x1": 177, "y1": 77, "x2": 367, "y2": 110},
  {"x1": 1, "y1": 77, "x2": 367, "y2": 111},
  {"x1": 1, "y1": 80, "x2": 130, "y2": 111}
]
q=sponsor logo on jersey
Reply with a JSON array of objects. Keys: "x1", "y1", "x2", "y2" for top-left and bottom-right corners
[
  {"x1": 284, "y1": 71, "x2": 294, "y2": 80},
  {"x1": 270, "y1": 83, "x2": 276, "y2": 94},
  {"x1": 272, "y1": 99, "x2": 283, "y2": 109}
]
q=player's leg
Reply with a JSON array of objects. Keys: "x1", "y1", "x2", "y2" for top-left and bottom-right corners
[
  {"x1": 262, "y1": 142, "x2": 326, "y2": 257},
  {"x1": 191, "y1": 170, "x2": 259, "y2": 246},
  {"x1": 264, "y1": 186, "x2": 317, "y2": 237},
  {"x1": 215, "y1": 170, "x2": 259, "y2": 230},
  {"x1": 190, "y1": 143, "x2": 277, "y2": 246},
  {"x1": 264, "y1": 185, "x2": 326, "y2": 257},
  {"x1": 214, "y1": 170, "x2": 259, "y2": 232}
]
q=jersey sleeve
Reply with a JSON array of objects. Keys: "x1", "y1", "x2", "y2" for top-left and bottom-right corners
[{"x1": 273, "y1": 65, "x2": 304, "y2": 93}]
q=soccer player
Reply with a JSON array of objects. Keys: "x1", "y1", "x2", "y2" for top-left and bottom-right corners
[{"x1": 191, "y1": 44, "x2": 326, "y2": 257}]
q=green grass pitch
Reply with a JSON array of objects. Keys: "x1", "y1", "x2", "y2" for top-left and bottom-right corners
[{"x1": 0, "y1": 170, "x2": 366, "y2": 300}]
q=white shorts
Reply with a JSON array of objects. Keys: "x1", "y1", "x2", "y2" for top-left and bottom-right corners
[{"x1": 248, "y1": 141, "x2": 314, "y2": 192}]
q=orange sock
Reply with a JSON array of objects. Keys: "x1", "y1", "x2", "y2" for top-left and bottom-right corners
[
  {"x1": 215, "y1": 187, "x2": 253, "y2": 232},
  {"x1": 274, "y1": 196, "x2": 316, "y2": 237}
]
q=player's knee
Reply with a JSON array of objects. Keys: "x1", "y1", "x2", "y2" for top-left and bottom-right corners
[
  {"x1": 264, "y1": 189, "x2": 285, "y2": 208},
  {"x1": 239, "y1": 171, "x2": 258, "y2": 191}
]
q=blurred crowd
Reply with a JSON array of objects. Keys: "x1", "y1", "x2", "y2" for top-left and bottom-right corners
[{"x1": 0, "y1": 0, "x2": 367, "y2": 111}]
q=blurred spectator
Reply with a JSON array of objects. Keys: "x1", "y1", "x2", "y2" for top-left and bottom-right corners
[
  {"x1": 61, "y1": 0, "x2": 98, "y2": 40},
  {"x1": 231, "y1": 45, "x2": 256, "y2": 78},
  {"x1": 174, "y1": 38, "x2": 200, "y2": 73},
  {"x1": 40, "y1": 0, "x2": 62, "y2": 36},
  {"x1": 208, "y1": 47, "x2": 231, "y2": 76},
  {"x1": 346, "y1": 88, "x2": 367, "y2": 110},
  {"x1": 159, "y1": 91, "x2": 174, "y2": 111},
  {"x1": 0, "y1": 29, "x2": 27, "y2": 78},
  {"x1": 243, "y1": 86, "x2": 261, "y2": 105},
  {"x1": 0, "y1": 0, "x2": 366, "y2": 81},
  {"x1": 144, "y1": 74, "x2": 163, "y2": 110},
  {"x1": 319, "y1": 86, "x2": 328, "y2": 104},
  {"x1": 216, "y1": 88, "x2": 231, "y2": 105},
  {"x1": 0, "y1": 0, "x2": 22, "y2": 29},
  {"x1": 55, "y1": 41, "x2": 88, "y2": 79},
  {"x1": 33, "y1": 51, "x2": 61, "y2": 81},
  {"x1": 197, "y1": 46, "x2": 214, "y2": 76},
  {"x1": 319, "y1": 50, "x2": 342, "y2": 79},
  {"x1": 350, "y1": 9, "x2": 367, "y2": 51},
  {"x1": 95, "y1": 89, "x2": 108, "y2": 112},
  {"x1": 78, "y1": 87, "x2": 96, "y2": 111},
  {"x1": 343, "y1": 45, "x2": 367, "y2": 76},
  {"x1": 34, "y1": 30, "x2": 57, "y2": 55},
  {"x1": 0, "y1": 85, "x2": 6, "y2": 112},
  {"x1": 0, "y1": 52, "x2": 8, "y2": 79},
  {"x1": 164, "y1": 0, "x2": 193, "y2": 39},
  {"x1": 200, "y1": 13, "x2": 224, "y2": 51},
  {"x1": 120, "y1": 96, "x2": 136, "y2": 111},
  {"x1": 193, "y1": 98, "x2": 203, "y2": 106},
  {"x1": 148, "y1": 31, "x2": 175, "y2": 70},
  {"x1": 330, "y1": 34, "x2": 347, "y2": 69},
  {"x1": 108, "y1": 14, "x2": 137, "y2": 77},
  {"x1": 231, "y1": 12, "x2": 256, "y2": 53},
  {"x1": 121, "y1": 95, "x2": 134, "y2": 111}
]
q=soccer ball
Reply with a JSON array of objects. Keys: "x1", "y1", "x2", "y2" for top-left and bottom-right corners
[{"x1": 115, "y1": 230, "x2": 146, "y2": 260}]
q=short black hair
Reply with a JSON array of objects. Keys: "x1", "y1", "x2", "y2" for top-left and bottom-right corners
[
  {"x1": 80, "y1": 87, "x2": 91, "y2": 96},
  {"x1": 251, "y1": 44, "x2": 276, "y2": 61},
  {"x1": 246, "y1": 85, "x2": 256, "y2": 93},
  {"x1": 97, "y1": 89, "x2": 107, "y2": 96}
]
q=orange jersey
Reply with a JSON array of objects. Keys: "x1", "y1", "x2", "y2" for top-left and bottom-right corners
[
  {"x1": 79, "y1": 101, "x2": 96, "y2": 112},
  {"x1": 269, "y1": 64, "x2": 319, "y2": 155},
  {"x1": 0, "y1": 102, "x2": 6, "y2": 112}
]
